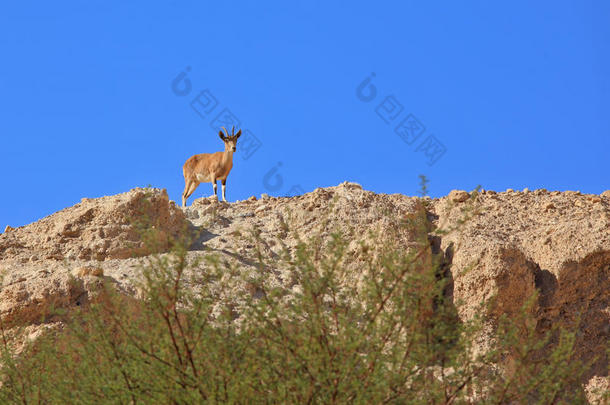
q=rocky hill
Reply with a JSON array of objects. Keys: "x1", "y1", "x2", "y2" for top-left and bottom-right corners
[{"x1": 0, "y1": 183, "x2": 608, "y2": 400}]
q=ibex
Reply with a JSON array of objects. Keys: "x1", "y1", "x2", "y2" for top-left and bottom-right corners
[{"x1": 182, "y1": 126, "x2": 241, "y2": 207}]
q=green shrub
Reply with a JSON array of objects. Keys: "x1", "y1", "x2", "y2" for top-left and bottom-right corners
[{"x1": 0, "y1": 207, "x2": 589, "y2": 404}]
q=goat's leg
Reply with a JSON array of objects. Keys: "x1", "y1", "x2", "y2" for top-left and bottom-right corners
[
  {"x1": 212, "y1": 179, "x2": 218, "y2": 200},
  {"x1": 182, "y1": 179, "x2": 192, "y2": 207},
  {"x1": 221, "y1": 179, "x2": 227, "y2": 202},
  {"x1": 183, "y1": 180, "x2": 199, "y2": 207}
]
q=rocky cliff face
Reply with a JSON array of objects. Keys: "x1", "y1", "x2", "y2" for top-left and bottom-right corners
[
  {"x1": 0, "y1": 188, "x2": 187, "y2": 263},
  {"x1": 435, "y1": 188, "x2": 610, "y2": 384},
  {"x1": 0, "y1": 188, "x2": 188, "y2": 331},
  {"x1": 0, "y1": 183, "x2": 608, "y2": 399}
]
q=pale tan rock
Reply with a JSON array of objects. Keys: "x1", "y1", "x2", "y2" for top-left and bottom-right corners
[
  {"x1": 0, "y1": 184, "x2": 608, "y2": 385},
  {"x1": 339, "y1": 181, "x2": 363, "y2": 190},
  {"x1": 448, "y1": 190, "x2": 470, "y2": 203},
  {"x1": 584, "y1": 376, "x2": 609, "y2": 405},
  {"x1": 0, "y1": 188, "x2": 187, "y2": 262},
  {"x1": 0, "y1": 271, "x2": 86, "y2": 327},
  {"x1": 3, "y1": 225, "x2": 13, "y2": 233},
  {"x1": 432, "y1": 189, "x2": 610, "y2": 379},
  {"x1": 75, "y1": 266, "x2": 104, "y2": 277},
  {"x1": 601, "y1": 190, "x2": 610, "y2": 199}
]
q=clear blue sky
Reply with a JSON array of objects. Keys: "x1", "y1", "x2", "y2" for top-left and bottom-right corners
[{"x1": 1, "y1": 1, "x2": 609, "y2": 228}]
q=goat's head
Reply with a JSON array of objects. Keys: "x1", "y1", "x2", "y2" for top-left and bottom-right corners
[{"x1": 219, "y1": 126, "x2": 242, "y2": 152}]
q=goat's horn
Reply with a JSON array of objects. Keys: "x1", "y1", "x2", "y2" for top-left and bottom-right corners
[
  {"x1": 221, "y1": 126, "x2": 229, "y2": 137},
  {"x1": 231, "y1": 126, "x2": 235, "y2": 135}
]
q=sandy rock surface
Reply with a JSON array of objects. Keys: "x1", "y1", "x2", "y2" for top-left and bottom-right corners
[
  {"x1": 0, "y1": 183, "x2": 608, "y2": 395},
  {"x1": 432, "y1": 189, "x2": 610, "y2": 379},
  {"x1": 0, "y1": 188, "x2": 186, "y2": 329},
  {"x1": 178, "y1": 182, "x2": 428, "y2": 318},
  {"x1": 0, "y1": 188, "x2": 187, "y2": 263}
]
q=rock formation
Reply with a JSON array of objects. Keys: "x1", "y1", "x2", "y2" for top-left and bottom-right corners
[{"x1": 0, "y1": 183, "x2": 608, "y2": 400}]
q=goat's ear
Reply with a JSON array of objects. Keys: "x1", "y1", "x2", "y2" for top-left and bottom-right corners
[
  {"x1": 235, "y1": 129, "x2": 242, "y2": 139},
  {"x1": 218, "y1": 131, "x2": 226, "y2": 140}
]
